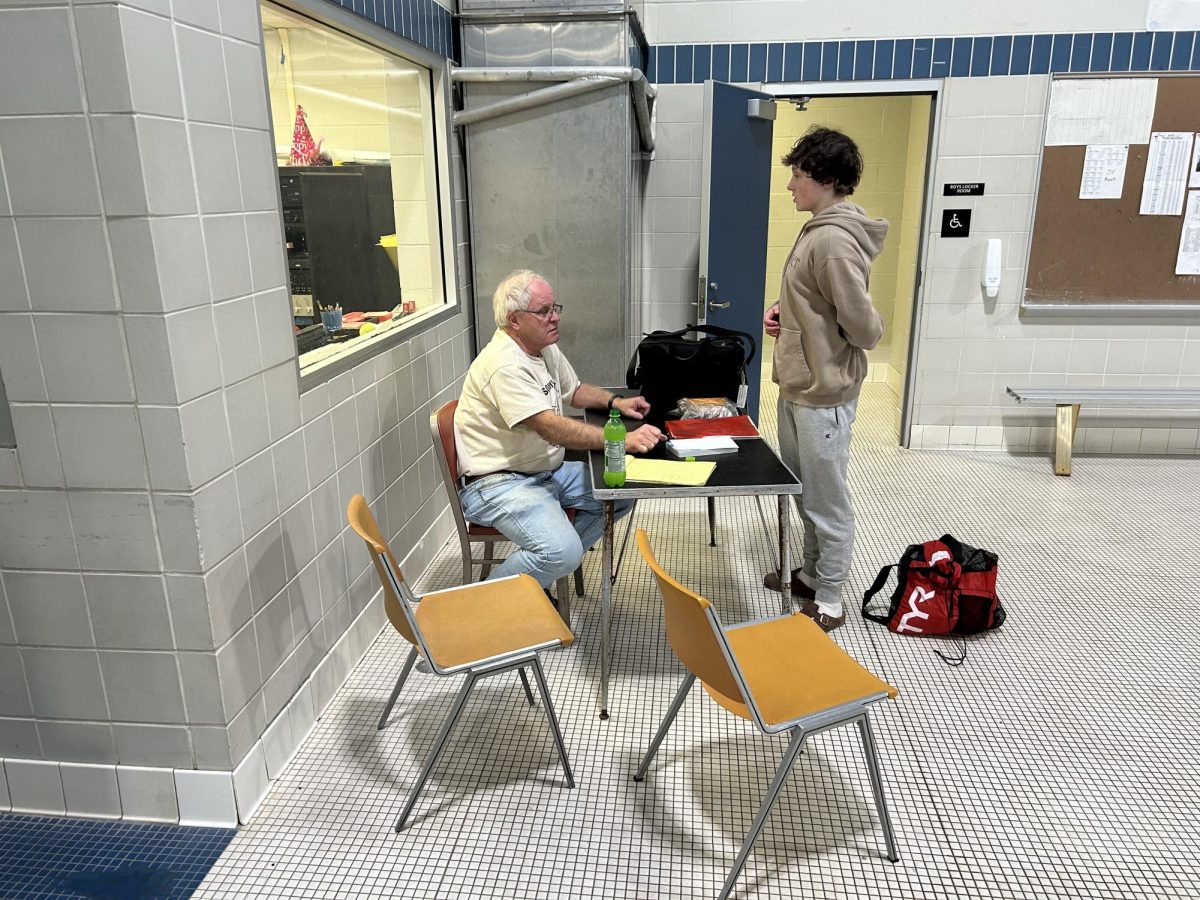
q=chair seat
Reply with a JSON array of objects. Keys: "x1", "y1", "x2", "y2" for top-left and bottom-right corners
[
  {"x1": 415, "y1": 573, "x2": 574, "y2": 669},
  {"x1": 706, "y1": 613, "x2": 898, "y2": 728},
  {"x1": 466, "y1": 523, "x2": 504, "y2": 536}
]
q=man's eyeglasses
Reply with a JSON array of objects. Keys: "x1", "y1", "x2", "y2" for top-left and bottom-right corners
[{"x1": 518, "y1": 303, "x2": 564, "y2": 320}]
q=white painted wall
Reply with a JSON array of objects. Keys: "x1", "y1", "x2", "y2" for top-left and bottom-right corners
[{"x1": 642, "y1": 1, "x2": 1148, "y2": 44}]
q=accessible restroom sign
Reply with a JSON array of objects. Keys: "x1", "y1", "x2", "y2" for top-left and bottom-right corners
[{"x1": 940, "y1": 209, "x2": 972, "y2": 237}]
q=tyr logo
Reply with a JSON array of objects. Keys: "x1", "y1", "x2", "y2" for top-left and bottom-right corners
[{"x1": 896, "y1": 585, "x2": 934, "y2": 634}]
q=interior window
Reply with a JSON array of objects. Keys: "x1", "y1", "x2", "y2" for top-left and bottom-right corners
[{"x1": 260, "y1": 3, "x2": 448, "y2": 373}]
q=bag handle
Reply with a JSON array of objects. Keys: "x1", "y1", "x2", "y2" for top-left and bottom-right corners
[
  {"x1": 860, "y1": 563, "x2": 896, "y2": 625},
  {"x1": 683, "y1": 323, "x2": 757, "y2": 366}
]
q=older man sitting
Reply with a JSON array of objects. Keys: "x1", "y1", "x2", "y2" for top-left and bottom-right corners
[{"x1": 454, "y1": 270, "x2": 663, "y2": 594}]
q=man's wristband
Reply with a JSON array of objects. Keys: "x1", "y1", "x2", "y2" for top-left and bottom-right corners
[{"x1": 607, "y1": 394, "x2": 620, "y2": 411}]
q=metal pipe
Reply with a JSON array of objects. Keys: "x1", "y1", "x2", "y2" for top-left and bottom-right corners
[
  {"x1": 453, "y1": 76, "x2": 622, "y2": 128},
  {"x1": 451, "y1": 66, "x2": 656, "y2": 152},
  {"x1": 453, "y1": 66, "x2": 646, "y2": 82}
]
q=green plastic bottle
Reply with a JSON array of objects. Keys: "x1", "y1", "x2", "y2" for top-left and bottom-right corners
[{"x1": 603, "y1": 408, "x2": 627, "y2": 487}]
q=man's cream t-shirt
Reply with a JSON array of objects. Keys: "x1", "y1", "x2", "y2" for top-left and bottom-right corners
[{"x1": 454, "y1": 329, "x2": 581, "y2": 478}]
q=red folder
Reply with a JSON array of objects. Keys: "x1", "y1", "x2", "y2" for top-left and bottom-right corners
[{"x1": 666, "y1": 415, "x2": 760, "y2": 439}]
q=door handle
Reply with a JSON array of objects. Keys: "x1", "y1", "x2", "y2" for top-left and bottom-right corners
[{"x1": 708, "y1": 300, "x2": 731, "y2": 310}]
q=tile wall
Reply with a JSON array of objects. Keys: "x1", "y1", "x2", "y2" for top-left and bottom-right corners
[
  {"x1": 636, "y1": 4, "x2": 1200, "y2": 452},
  {"x1": 0, "y1": 0, "x2": 470, "y2": 824}
]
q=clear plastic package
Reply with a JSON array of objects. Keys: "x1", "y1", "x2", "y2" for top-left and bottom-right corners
[{"x1": 673, "y1": 397, "x2": 738, "y2": 419}]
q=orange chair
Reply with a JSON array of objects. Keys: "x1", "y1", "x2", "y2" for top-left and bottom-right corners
[
  {"x1": 634, "y1": 528, "x2": 900, "y2": 900},
  {"x1": 347, "y1": 494, "x2": 576, "y2": 831},
  {"x1": 430, "y1": 400, "x2": 584, "y2": 624}
]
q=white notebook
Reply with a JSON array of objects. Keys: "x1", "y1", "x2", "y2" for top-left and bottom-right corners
[{"x1": 665, "y1": 436, "x2": 739, "y2": 458}]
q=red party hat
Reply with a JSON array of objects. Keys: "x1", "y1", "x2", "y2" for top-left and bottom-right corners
[{"x1": 288, "y1": 105, "x2": 321, "y2": 166}]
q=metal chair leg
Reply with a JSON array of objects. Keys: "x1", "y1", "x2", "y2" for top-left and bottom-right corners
[
  {"x1": 718, "y1": 728, "x2": 808, "y2": 900},
  {"x1": 378, "y1": 647, "x2": 419, "y2": 730},
  {"x1": 518, "y1": 667, "x2": 536, "y2": 706},
  {"x1": 394, "y1": 673, "x2": 477, "y2": 832},
  {"x1": 529, "y1": 657, "x2": 575, "y2": 788},
  {"x1": 633, "y1": 673, "x2": 696, "y2": 781},
  {"x1": 857, "y1": 715, "x2": 900, "y2": 862}
]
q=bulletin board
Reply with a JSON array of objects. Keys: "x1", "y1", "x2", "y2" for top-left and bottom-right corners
[{"x1": 1024, "y1": 74, "x2": 1200, "y2": 309}]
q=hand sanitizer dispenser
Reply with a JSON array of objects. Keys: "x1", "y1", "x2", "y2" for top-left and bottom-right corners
[{"x1": 982, "y1": 238, "x2": 1002, "y2": 298}]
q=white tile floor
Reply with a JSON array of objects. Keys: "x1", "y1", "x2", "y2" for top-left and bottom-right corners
[{"x1": 195, "y1": 383, "x2": 1200, "y2": 899}]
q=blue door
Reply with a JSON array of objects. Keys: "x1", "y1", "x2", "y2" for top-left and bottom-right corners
[{"x1": 699, "y1": 81, "x2": 776, "y2": 422}]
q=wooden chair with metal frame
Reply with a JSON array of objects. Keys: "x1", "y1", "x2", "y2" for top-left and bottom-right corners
[
  {"x1": 431, "y1": 399, "x2": 585, "y2": 625},
  {"x1": 633, "y1": 528, "x2": 900, "y2": 900},
  {"x1": 347, "y1": 494, "x2": 576, "y2": 832}
]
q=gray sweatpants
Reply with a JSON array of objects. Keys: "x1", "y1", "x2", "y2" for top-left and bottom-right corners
[{"x1": 776, "y1": 395, "x2": 859, "y2": 614}]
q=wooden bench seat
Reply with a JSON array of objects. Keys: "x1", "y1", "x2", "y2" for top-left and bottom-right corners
[{"x1": 1006, "y1": 386, "x2": 1200, "y2": 476}]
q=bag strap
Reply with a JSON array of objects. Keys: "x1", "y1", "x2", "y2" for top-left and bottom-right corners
[
  {"x1": 625, "y1": 344, "x2": 640, "y2": 388},
  {"x1": 625, "y1": 328, "x2": 678, "y2": 388},
  {"x1": 933, "y1": 636, "x2": 967, "y2": 667},
  {"x1": 860, "y1": 563, "x2": 897, "y2": 624}
]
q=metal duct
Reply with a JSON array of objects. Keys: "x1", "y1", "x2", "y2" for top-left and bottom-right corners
[{"x1": 456, "y1": 10, "x2": 650, "y2": 388}]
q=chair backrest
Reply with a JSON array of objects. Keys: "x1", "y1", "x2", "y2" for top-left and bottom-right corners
[
  {"x1": 346, "y1": 494, "x2": 419, "y2": 647},
  {"x1": 430, "y1": 400, "x2": 473, "y2": 536},
  {"x1": 635, "y1": 529, "x2": 745, "y2": 704},
  {"x1": 433, "y1": 400, "x2": 462, "y2": 480}
]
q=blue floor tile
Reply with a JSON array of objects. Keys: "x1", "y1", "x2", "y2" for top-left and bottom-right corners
[{"x1": 0, "y1": 814, "x2": 235, "y2": 899}]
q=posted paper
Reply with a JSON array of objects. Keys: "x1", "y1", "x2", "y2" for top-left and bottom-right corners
[
  {"x1": 1079, "y1": 144, "x2": 1128, "y2": 199},
  {"x1": 1140, "y1": 131, "x2": 1194, "y2": 216},
  {"x1": 1175, "y1": 191, "x2": 1200, "y2": 276},
  {"x1": 1190, "y1": 133, "x2": 1200, "y2": 189},
  {"x1": 1147, "y1": 0, "x2": 1200, "y2": 31},
  {"x1": 1046, "y1": 78, "x2": 1157, "y2": 146}
]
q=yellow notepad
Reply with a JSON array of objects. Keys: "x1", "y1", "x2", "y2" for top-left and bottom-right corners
[{"x1": 624, "y1": 455, "x2": 716, "y2": 486}]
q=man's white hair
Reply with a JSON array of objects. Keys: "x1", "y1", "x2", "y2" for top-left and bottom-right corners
[{"x1": 492, "y1": 269, "x2": 546, "y2": 329}]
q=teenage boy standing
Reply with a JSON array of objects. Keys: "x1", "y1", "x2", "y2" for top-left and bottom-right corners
[{"x1": 762, "y1": 126, "x2": 887, "y2": 632}]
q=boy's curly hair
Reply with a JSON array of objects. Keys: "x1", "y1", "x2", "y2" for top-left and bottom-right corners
[{"x1": 781, "y1": 126, "x2": 863, "y2": 196}]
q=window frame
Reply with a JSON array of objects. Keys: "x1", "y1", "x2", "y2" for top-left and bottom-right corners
[
  {"x1": 262, "y1": 0, "x2": 461, "y2": 390},
  {"x1": 0, "y1": 371, "x2": 14, "y2": 449}
]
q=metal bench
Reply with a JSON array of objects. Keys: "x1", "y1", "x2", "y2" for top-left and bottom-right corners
[{"x1": 1006, "y1": 386, "x2": 1200, "y2": 475}]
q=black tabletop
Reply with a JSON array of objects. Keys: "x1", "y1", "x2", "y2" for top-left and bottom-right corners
[{"x1": 582, "y1": 409, "x2": 801, "y2": 499}]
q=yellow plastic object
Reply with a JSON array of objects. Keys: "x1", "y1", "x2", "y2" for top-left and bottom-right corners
[{"x1": 359, "y1": 322, "x2": 376, "y2": 336}]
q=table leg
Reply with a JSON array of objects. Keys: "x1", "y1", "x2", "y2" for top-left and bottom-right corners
[
  {"x1": 600, "y1": 499, "x2": 613, "y2": 720},
  {"x1": 778, "y1": 495, "x2": 791, "y2": 616},
  {"x1": 707, "y1": 496, "x2": 717, "y2": 546},
  {"x1": 1054, "y1": 403, "x2": 1079, "y2": 476}
]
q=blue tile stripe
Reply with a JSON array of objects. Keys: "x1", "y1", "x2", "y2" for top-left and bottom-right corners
[
  {"x1": 647, "y1": 32, "x2": 1200, "y2": 84},
  {"x1": 332, "y1": 0, "x2": 455, "y2": 60}
]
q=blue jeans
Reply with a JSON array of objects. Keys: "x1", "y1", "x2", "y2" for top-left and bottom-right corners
[{"x1": 458, "y1": 462, "x2": 633, "y2": 588}]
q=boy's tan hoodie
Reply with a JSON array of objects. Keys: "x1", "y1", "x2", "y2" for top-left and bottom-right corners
[{"x1": 772, "y1": 201, "x2": 888, "y2": 408}]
